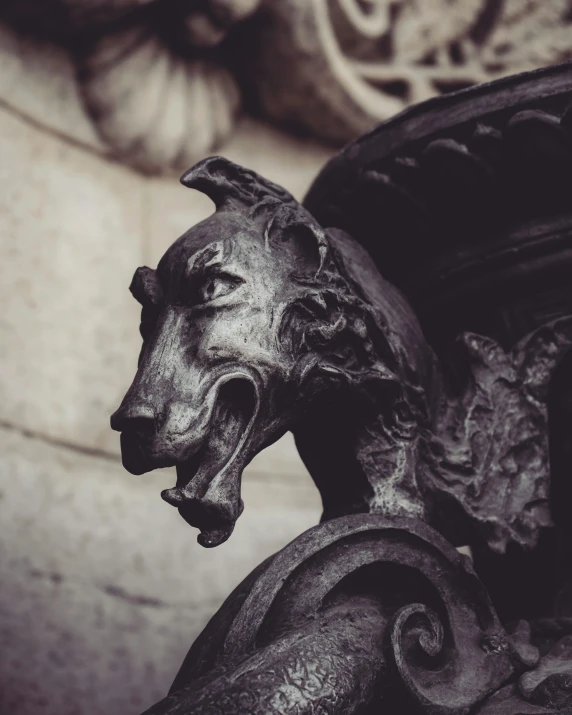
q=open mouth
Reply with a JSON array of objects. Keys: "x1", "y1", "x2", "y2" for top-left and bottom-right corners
[
  {"x1": 161, "y1": 375, "x2": 259, "y2": 547},
  {"x1": 118, "y1": 430, "x2": 157, "y2": 476}
]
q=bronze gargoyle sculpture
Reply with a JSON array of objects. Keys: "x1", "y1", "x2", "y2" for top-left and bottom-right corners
[{"x1": 112, "y1": 63, "x2": 572, "y2": 714}]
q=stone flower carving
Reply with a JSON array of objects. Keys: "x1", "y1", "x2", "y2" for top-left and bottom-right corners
[
  {"x1": 77, "y1": 22, "x2": 242, "y2": 174},
  {"x1": 1, "y1": 0, "x2": 260, "y2": 174},
  {"x1": 75, "y1": 0, "x2": 261, "y2": 174}
]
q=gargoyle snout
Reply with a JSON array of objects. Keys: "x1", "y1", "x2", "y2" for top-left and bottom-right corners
[{"x1": 110, "y1": 401, "x2": 156, "y2": 434}]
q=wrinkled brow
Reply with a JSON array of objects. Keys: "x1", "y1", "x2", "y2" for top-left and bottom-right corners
[{"x1": 185, "y1": 243, "x2": 226, "y2": 277}]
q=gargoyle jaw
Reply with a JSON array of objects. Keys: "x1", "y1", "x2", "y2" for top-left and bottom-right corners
[{"x1": 161, "y1": 377, "x2": 258, "y2": 547}]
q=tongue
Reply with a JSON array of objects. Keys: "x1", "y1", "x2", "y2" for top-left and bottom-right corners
[{"x1": 162, "y1": 468, "x2": 245, "y2": 547}]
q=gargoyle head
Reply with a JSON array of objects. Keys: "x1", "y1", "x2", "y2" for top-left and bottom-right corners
[{"x1": 111, "y1": 157, "x2": 431, "y2": 546}]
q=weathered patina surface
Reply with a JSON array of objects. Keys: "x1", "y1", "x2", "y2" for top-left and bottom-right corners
[{"x1": 112, "y1": 63, "x2": 572, "y2": 713}]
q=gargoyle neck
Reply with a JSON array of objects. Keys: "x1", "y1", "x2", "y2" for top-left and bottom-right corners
[{"x1": 293, "y1": 387, "x2": 430, "y2": 524}]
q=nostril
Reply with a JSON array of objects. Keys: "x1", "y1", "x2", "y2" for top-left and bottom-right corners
[
  {"x1": 126, "y1": 415, "x2": 156, "y2": 434},
  {"x1": 110, "y1": 403, "x2": 156, "y2": 433}
]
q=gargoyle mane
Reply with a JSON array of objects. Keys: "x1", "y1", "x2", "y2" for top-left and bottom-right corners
[
  {"x1": 180, "y1": 157, "x2": 432, "y2": 392},
  {"x1": 179, "y1": 156, "x2": 439, "y2": 526}
]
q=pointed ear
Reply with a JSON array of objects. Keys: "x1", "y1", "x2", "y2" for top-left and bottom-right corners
[
  {"x1": 129, "y1": 266, "x2": 163, "y2": 307},
  {"x1": 180, "y1": 156, "x2": 298, "y2": 212}
]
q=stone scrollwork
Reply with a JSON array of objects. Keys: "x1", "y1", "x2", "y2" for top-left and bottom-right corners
[
  {"x1": 242, "y1": 0, "x2": 484, "y2": 142},
  {"x1": 2, "y1": 0, "x2": 572, "y2": 173},
  {"x1": 144, "y1": 516, "x2": 519, "y2": 714},
  {"x1": 246, "y1": 0, "x2": 572, "y2": 143}
]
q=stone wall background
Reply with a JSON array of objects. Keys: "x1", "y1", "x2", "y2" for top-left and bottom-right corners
[{"x1": 0, "y1": 20, "x2": 329, "y2": 715}]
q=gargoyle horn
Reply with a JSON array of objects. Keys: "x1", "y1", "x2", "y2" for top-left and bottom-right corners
[{"x1": 180, "y1": 156, "x2": 299, "y2": 212}]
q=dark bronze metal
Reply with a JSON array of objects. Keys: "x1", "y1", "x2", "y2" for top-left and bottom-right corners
[{"x1": 111, "y1": 63, "x2": 572, "y2": 714}]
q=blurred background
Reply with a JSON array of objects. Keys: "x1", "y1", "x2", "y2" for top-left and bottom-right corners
[{"x1": 0, "y1": 1, "x2": 570, "y2": 713}]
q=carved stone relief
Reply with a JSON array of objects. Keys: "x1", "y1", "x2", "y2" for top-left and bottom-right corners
[{"x1": 1, "y1": 0, "x2": 571, "y2": 173}]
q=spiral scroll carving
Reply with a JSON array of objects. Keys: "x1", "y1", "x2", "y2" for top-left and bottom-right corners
[
  {"x1": 390, "y1": 602, "x2": 517, "y2": 715},
  {"x1": 141, "y1": 515, "x2": 520, "y2": 714},
  {"x1": 391, "y1": 604, "x2": 446, "y2": 695}
]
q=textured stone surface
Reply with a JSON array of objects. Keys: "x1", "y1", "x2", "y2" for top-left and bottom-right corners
[
  {"x1": 0, "y1": 107, "x2": 143, "y2": 455},
  {"x1": 0, "y1": 20, "x2": 104, "y2": 152},
  {"x1": 0, "y1": 426, "x2": 321, "y2": 715}
]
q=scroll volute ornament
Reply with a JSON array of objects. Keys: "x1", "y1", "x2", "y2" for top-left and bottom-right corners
[{"x1": 146, "y1": 516, "x2": 519, "y2": 715}]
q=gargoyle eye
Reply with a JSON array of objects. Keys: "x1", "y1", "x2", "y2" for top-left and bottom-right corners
[{"x1": 195, "y1": 273, "x2": 243, "y2": 304}]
